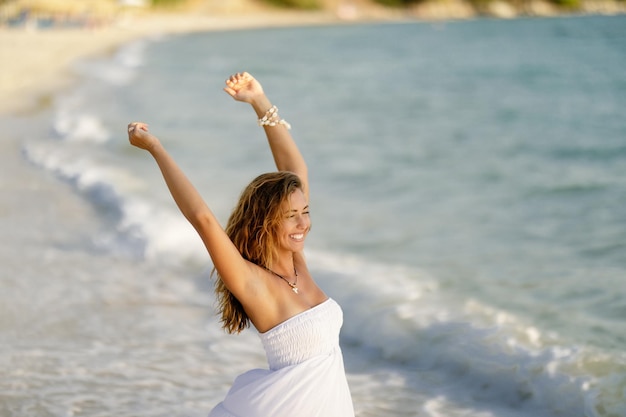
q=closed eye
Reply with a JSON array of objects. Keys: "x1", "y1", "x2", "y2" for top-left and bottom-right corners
[{"x1": 285, "y1": 206, "x2": 310, "y2": 218}]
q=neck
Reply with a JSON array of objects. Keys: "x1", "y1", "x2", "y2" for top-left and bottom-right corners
[{"x1": 271, "y1": 253, "x2": 297, "y2": 277}]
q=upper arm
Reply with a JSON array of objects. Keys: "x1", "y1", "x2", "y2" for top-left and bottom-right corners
[
  {"x1": 293, "y1": 166, "x2": 309, "y2": 202},
  {"x1": 265, "y1": 130, "x2": 309, "y2": 200},
  {"x1": 193, "y1": 211, "x2": 257, "y2": 298}
]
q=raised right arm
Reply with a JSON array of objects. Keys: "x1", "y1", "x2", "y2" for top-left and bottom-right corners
[{"x1": 127, "y1": 122, "x2": 257, "y2": 298}]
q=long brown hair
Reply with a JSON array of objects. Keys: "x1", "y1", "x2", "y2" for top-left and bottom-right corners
[{"x1": 213, "y1": 171, "x2": 303, "y2": 333}]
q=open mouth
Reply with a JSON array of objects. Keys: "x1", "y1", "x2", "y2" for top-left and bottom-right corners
[{"x1": 290, "y1": 233, "x2": 305, "y2": 242}]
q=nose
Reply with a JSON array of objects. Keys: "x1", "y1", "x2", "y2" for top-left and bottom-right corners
[{"x1": 295, "y1": 214, "x2": 308, "y2": 229}]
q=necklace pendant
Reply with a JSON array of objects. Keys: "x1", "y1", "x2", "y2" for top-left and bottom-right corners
[{"x1": 292, "y1": 287, "x2": 299, "y2": 294}]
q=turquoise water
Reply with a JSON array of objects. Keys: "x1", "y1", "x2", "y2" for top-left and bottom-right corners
[{"x1": 4, "y1": 15, "x2": 626, "y2": 417}]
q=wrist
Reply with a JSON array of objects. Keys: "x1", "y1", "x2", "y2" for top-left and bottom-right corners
[
  {"x1": 250, "y1": 95, "x2": 272, "y2": 118},
  {"x1": 147, "y1": 138, "x2": 164, "y2": 156},
  {"x1": 256, "y1": 104, "x2": 291, "y2": 130}
]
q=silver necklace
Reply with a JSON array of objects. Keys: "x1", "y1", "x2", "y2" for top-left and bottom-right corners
[{"x1": 266, "y1": 266, "x2": 299, "y2": 294}]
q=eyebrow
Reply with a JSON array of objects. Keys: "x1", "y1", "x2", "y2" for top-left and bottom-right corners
[{"x1": 286, "y1": 205, "x2": 309, "y2": 213}]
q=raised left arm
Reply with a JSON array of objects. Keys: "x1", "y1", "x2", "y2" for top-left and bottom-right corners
[{"x1": 224, "y1": 72, "x2": 309, "y2": 200}]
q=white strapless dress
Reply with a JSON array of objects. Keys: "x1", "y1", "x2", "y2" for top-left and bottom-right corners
[{"x1": 208, "y1": 298, "x2": 354, "y2": 417}]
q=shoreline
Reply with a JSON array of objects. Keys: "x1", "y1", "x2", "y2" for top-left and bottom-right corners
[
  {"x1": 0, "y1": 10, "x2": 349, "y2": 116},
  {"x1": 1, "y1": 1, "x2": 624, "y2": 116},
  {"x1": 0, "y1": 9, "x2": 345, "y2": 282}
]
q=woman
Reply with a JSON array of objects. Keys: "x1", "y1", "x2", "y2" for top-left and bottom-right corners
[{"x1": 127, "y1": 72, "x2": 354, "y2": 417}]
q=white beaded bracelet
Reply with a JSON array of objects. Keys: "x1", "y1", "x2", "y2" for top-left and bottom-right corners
[{"x1": 258, "y1": 105, "x2": 291, "y2": 130}]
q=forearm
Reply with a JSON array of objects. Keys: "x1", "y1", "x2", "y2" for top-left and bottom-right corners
[
  {"x1": 149, "y1": 142, "x2": 217, "y2": 228},
  {"x1": 250, "y1": 95, "x2": 308, "y2": 180}
]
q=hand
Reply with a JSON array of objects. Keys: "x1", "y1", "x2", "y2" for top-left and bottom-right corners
[
  {"x1": 128, "y1": 122, "x2": 159, "y2": 151},
  {"x1": 223, "y1": 72, "x2": 264, "y2": 104}
]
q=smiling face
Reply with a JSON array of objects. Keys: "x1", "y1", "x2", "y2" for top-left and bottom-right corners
[
  {"x1": 277, "y1": 188, "x2": 311, "y2": 253},
  {"x1": 224, "y1": 171, "x2": 306, "y2": 270}
]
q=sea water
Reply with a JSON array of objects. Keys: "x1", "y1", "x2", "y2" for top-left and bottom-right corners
[{"x1": 2, "y1": 15, "x2": 625, "y2": 417}]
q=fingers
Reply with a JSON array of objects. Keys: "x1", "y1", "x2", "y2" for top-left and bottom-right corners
[
  {"x1": 127, "y1": 122, "x2": 148, "y2": 134},
  {"x1": 225, "y1": 71, "x2": 252, "y2": 88},
  {"x1": 127, "y1": 122, "x2": 156, "y2": 151}
]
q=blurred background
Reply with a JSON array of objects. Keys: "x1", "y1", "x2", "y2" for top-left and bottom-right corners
[{"x1": 1, "y1": 0, "x2": 625, "y2": 28}]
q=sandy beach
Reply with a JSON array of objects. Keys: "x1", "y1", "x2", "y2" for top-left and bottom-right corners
[{"x1": 0, "y1": 8, "x2": 345, "y2": 115}]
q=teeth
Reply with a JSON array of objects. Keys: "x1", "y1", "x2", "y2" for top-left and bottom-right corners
[{"x1": 290, "y1": 234, "x2": 304, "y2": 240}]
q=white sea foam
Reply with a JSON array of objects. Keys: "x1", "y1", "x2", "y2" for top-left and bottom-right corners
[
  {"x1": 51, "y1": 89, "x2": 111, "y2": 143},
  {"x1": 21, "y1": 141, "x2": 204, "y2": 262},
  {"x1": 53, "y1": 110, "x2": 110, "y2": 143},
  {"x1": 307, "y1": 250, "x2": 601, "y2": 416},
  {"x1": 117, "y1": 198, "x2": 206, "y2": 262}
]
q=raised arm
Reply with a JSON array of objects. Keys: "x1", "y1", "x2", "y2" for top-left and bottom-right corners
[
  {"x1": 127, "y1": 122, "x2": 256, "y2": 298},
  {"x1": 224, "y1": 72, "x2": 309, "y2": 200}
]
